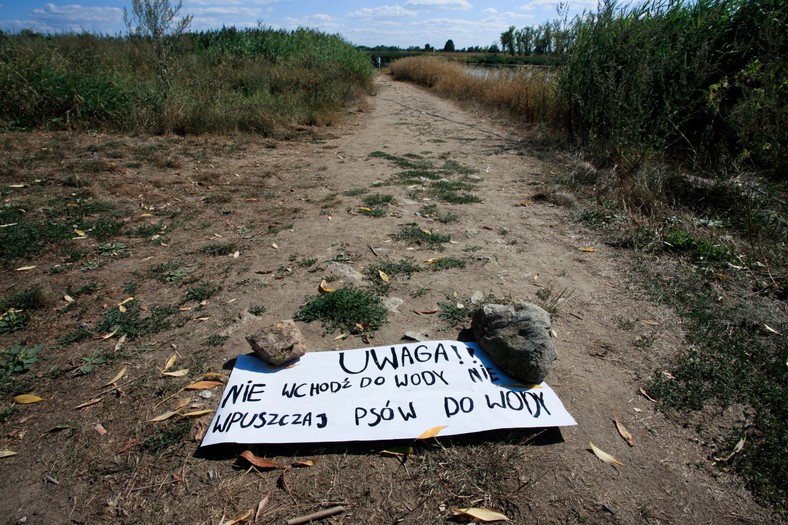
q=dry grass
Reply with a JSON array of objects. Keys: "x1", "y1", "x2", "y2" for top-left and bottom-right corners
[{"x1": 390, "y1": 57, "x2": 556, "y2": 123}]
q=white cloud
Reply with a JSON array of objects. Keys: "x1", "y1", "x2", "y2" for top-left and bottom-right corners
[
  {"x1": 282, "y1": 14, "x2": 341, "y2": 31},
  {"x1": 520, "y1": 0, "x2": 561, "y2": 11},
  {"x1": 31, "y1": 3, "x2": 123, "y2": 27},
  {"x1": 405, "y1": 0, "x2": 472, "y2": 8},
  {"x1": 348, "y1": 5, "x2": 417, "y2": 18},
  {"x1": 482, "y1": 8, "x2": 498, "y2": 14}
]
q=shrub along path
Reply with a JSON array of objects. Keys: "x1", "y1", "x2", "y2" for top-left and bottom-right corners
[{"x1": 0, "y1": 75, "x2": 777, "y2": 523}]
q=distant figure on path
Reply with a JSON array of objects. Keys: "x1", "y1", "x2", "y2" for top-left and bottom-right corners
[{"x1": 373, "y1": 55, "x2": 381, "y2": 69}]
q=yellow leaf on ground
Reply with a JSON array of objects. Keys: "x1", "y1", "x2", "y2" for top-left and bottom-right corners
[
  {"x1": 613, "y1": 418, "x2": 635, "y2": 446},
  {"x1": 580, "y1": 247, "x2": 595, "y2": 252},
  {"x1": 378, "y1": 269, "x2": 390, "y2": 283},
  {"x1": 163, "y1": 353, "x2": 177, "y2": 371},
  {"x1": 319, "y1": 279, "x2": 335, "y2": 293},
  {"x1": 181, "y1": 409, "x2": 212, "y2": 418},
  {"x1": 13, "y1": 394, "x2": 42, "y2": 404},
  {"x1": 162, "y1": 368, "x2": 190, "y2": 377},
  {"x1": 184, "y1": 380, "x2": 222, "y2": 390},
  {"x1": 100, "y1": 365, "x2": 127, "y2": 388},
  {"x1": 641, "y1": 319, "x2": 660, "y2": 326},
  {"x1": 149, "y1": 410, "x2": 179, "y2": 422},
  {"x1": 333, "y1": 332, "x2": 349, "y2": 340},
  {"x1": 453, "y1": 507, "x2": 510, "y2": 522},
  {"x1": 100, "y1": 328, "x2": 119, "y2": 340},
  {"x1": 64, "y1": 294, "x2": 75, "y2": 303},
  {"x1": 15, "y1": 266, "x2": 36, "y2": 272},
  {"x1": 292, "y1": 459, "x2": 316, "y2": 467},
  {"x1": 417, "y1": 425, "x2": 447, "y2": 440},
  {"x1": 254, "y1": 491, "x2": 273, "y2": 523},
  {"x1": 380, "y1": 446, "x2": 414, "y2": 457},
  {"x1": 424, "y1": 258, "x2": 443, "y2": 264},
  {"x1": 589, "y1": 441, "x2": 624, "y2": 467},
  {"x1": 0, "y1": 450, "x2": 17, "y2": 459}
]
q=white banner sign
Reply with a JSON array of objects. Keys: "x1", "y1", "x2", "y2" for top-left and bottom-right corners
[{"x1": 201, "y1": 340, "x2": 576, "y2": 447}]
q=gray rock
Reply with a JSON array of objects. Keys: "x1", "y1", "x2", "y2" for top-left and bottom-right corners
[
  {"x1": 325, "y1": 261, "x2": 364, "y2": 282},
  {"x1": 246, "y1": 319, "x2": 306, "y2": 365},
  {"x1": 382, "y1": 296, "x2": 404, "y2": 312},
  {"x1": 403, "y1": 331, "x2": 429, "y2": 342},
  {"x1": 471, "y1": 302, "x2": 556, "y2": 384}
]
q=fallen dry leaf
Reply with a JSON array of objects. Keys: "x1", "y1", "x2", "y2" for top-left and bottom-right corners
[
  {"x1": 184, "y1": 380, "x2": 223, "y2": 390},
  {"x1": 162, "y1": 354, "x2": 178, "y2": 372},
  {"x1": 100, "y1": 365, "x2": 127, "y2": 388},
  {"x1": 378, "y1": 269, "x2": 390, "y2": 283},
  {"x1": 202, "y1": 372, "x2": 227, "y2": 382},
  {"x1": 714, "y1": 436, "x2": 746, "y2": 462},
  {"x1": 641, "y1": 319, "x2": 660, "y2": 326},
  {"x1": 580, "y1": 247, "x2": 595, "y2": 252},
  {"x1": 417, "y1": 425, "x2": 447, "y2": 440},
  {"x1": 0, "y1": 450, "x2": 17, "y2": 459},
  {"x1": 639, "y1": 387, "x2": 656, "y2": 402},
  {"x1": 162, "y1": 368, "x2": 190, "y2": 377},
  {"x1": 333, "y1": 332, "x2": 349, "y2": 340},
  {"x1": 613, "y1": 418, "x2": 635, "y2": 446},
  {"x1": 114, "y1": 334, "x2": 127, "y2": 352},
  {"x1": 271, "y1": 242, "x2": 278, "y2": 250},
  {"x1": 452, "y1": 507, "x2": 510, "y2": 522},
  {"x1": 64, "y1": 294, "x2": 75, "y2": 303},
  {"x1": 94, "y1": 423, "x2": 107, "y2": 436},
  {"x1": 118, "y1": 438, "x2": 140, "y2": 454},
  {"x1": 255, "y1": 490, "x2": 273, "y2": 523},
  {"x1": 292, "y1": 459, "x2": 316, "y2": 468},
  {"x1": 13, "y1": 394, "x2": 43, "y2": 404},
  {"x1": 319, "y1": 279, "x2": 335, "y2": 293},
  {"x1": 149, "y1": 410, "x2": 179, "y2": 422},
  {"x1": 181, "y1": 409, "x2": 212, "y2": 418},
  {"x1": 589, "y1": 441, "x2": 624, "y2": 467},
  {"x1": 15, "y1": 265, "x2": 36, "y2": 272},
  {"x1": 194, "y1": 421, "x2": 207, "y2": 442},
  {"x1": 424, "y1": 257, "x2": 443, "y2": 264},
  {"x1": 763, "y1": 324, "x2": 781, "y2": 335},
  {"x1": 75, "y1": 397, "x2": 103, "y2": 409},
  {"x1": 220, "y1": 508, "x2": 254, "y2": 525},
  {"x1": 414, "y1": 308, "x2": 439, "y2": 315},
  {"x1": 100, "y1": 328, "x2": 119, "y2": 340},
  {"x1": 174, "y1": 398, "x2": 190, "y2": 411},
  {"x1": 239, "y1": 450, "x2": 280, "y2": 469}
]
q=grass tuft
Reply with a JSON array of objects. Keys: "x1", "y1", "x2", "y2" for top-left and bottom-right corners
[{"x1": 294, "y1": 287, "x2": 387, "y2": 334}]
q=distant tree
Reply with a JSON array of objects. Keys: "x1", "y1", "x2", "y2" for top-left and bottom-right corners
[
  {"x1": 500, "y1": 26, "x2": 516, "y2": 55},
  {"x1": 488, "y1": 43, "x2": 500, "y2": 53},
  {"x1": 443, "y1": 39, "x2": 455, "y2": 52},
  {"x1": 124, "y1": 0, "x2": 193, "y2": 107},
  {"x1": 425, "y1": 43, "x2": 432, "y2": 51}
]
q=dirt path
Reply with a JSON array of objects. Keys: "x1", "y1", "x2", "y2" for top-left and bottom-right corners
[{"x1": 1, "y1": 75, "x2": 774, "y2": 524}]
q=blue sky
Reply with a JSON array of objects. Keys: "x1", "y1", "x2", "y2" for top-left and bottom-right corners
[{"x1": 0, "y1": 1, "x2": 595, "y2": 48}]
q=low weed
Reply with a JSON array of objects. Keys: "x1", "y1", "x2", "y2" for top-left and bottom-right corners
[
  {"x1": 184, "y1": 281, "x2": 221, "y2": 303},
  {"x1": 147, "y1": 261, "x2": 191, "y2": 284},
  {"x1": 0, "y1": 343, "x2": 43, "y2": 386},
  {"x1": 645, "y1": 269, "x2": 787, "y2": 505},
  {"x1": 0, "y1": 286, "x2": 46, "y2": 312},
  {"x1": 248, "y1": 305, "x2": 266, "y2": 316},
  {"x1": 294, "y1": 287, "x2": 387, "y2": 334},
  {"x1": 535, "y1": 282, "x2": 574, "y2": 316},
  {"x1": 204, "y1": 334, "x2": 229, "y2": 347},
  {"x1": 418, "y1": 204, "x2": 458, "y2": 223},
  {"x1": 200, "y1": 241, "x2": 237, "y2": 256},
  {"x1": 0, "y1": 310, "x2": 29, "y2": 334},
  {"x1": 142, "y1": 420, "x2": 192, "y2": 455},
  {"x1": 663, "y1": 230, "x2": 730, "y2": 263},
  {"x1": 59, "y1": 325, "x2": 92, "y2": 346},
  {"x1": 363, "y1": 258, "x2": 422, "y2": 294},
  {"x1": 428, "y1": 257, "x2": 466, "y2": 271},
  {"x1": 438, "y1": 296, "x2": 476, "y2": 328},
  {"x1": 392, "y1": 223, "x2": 451, "y2": 251},
  {"x1": 95, "y1": 301, "x2": 179, "y2": 340}
]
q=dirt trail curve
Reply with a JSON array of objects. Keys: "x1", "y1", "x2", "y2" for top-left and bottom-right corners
[{"x1": 1, "y1": 74, "x2": 775, "y2": 524}]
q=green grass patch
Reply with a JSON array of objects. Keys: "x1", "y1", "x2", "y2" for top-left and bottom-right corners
[
  {"x1": 204, "y1": 334, "x2": 229, "y2": 347},
  {"x1": 0, "y1": 309, "x2": 29, "y2": 334},
  {"x1": 248, "y1": 305, "x2": 266, "y2": 316},
  {"x1": 146, "y1": 261, "x2": 191, "y2": 284},
  {"x1": 428, "y1": 257, "x2": 466, "y2": 271},
  {"x1": 95, "y1": 301, "x2": 179, "y2": 340},
  {"x1": 0, "y1": 286, "x2": 46, "y2": 312},
  {"x1": 368, "y1": 151, "x2": 433, "y2": 170},
  {"x1": 184, "y1": 281, "x2": 221, "y2": 303},
  {"x1": 142, "y1": 420, "x2": 192, "y2": 455},
  {"x1": 663, "y1": 230, "x2": 730, "y2": 262},
  {"x1": 59, "y1": 325, "x2": 93, "y2": 346},
  {"x1": 294, "y1": 287, "x2": 387, "y2": 334},
  {"x1": 392, "y1": 223, "x2": 451, "y2": 251},
  {"x1": 645, "y1": 269, "x2": 787, "y2": 506},
  {"x1": 343, "y1": 188, "x2": 369, "y2": 197},
  {"x1": 418, "y1": 204, "x2": 459, "y2": 224},
  {"x1": 362, "y1": 194, "x2": 396, "y2": 207},
  {"x1": 200, "y1": 241, "x2": 238, "y2": 256},
  {"x1": 363, "y1": 258, "x2": 422, "y2": 294},
  {"x1": 1, "y1": 343, "x2": 43, "y2": 389}
]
